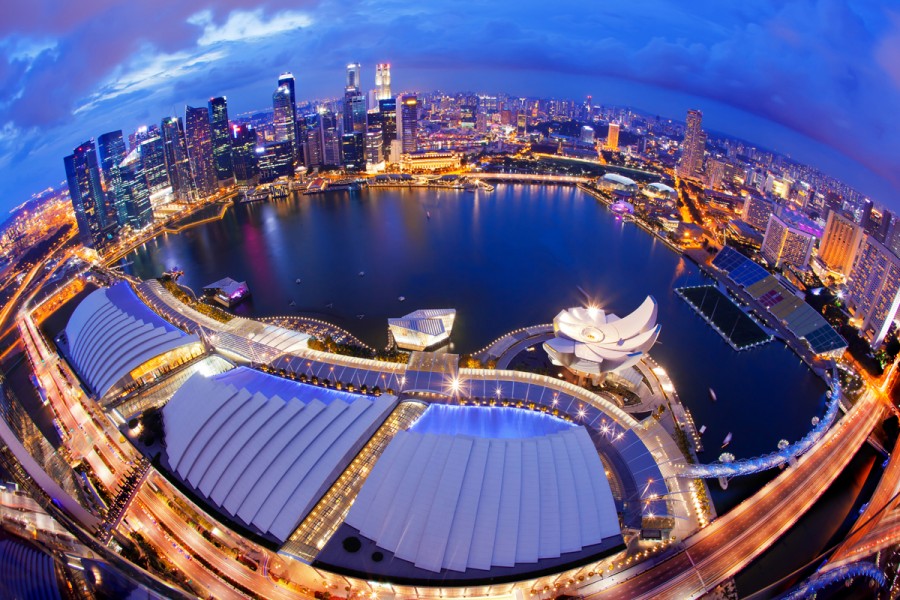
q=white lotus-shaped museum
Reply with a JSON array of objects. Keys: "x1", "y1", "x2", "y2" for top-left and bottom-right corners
[{"x1": 543, "y1": 296, "x2": 660, "y2": 382}]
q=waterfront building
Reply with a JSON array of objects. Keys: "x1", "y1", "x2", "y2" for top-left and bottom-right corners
[
  {"x1": 299, "y1": 113, "x2": 323, "y2": 168},
  {"x1": 606, "y1": 122, "x2": 620, "y2": 150},
  {"x1": 378, "y1": 98, "x2": 397, "y2": 155},
  {"x1": 273, "y1": 84, "x2": 298, "y2": 163},
  {"x1": 677, "y1": 109, "x2": 705, "y2": 179},
  {"x1": 139, "y1": 135, "x2": 170, "y2": 194},
  {"x1": 231, "y1": 124, "x2": 259, "y2": 187},
  {"x1": 388, "y1": 309, "x2": 456, "y2": 350},
  {"x1": 543, "y1": 297, "x2": 660, "y2": 385},
  {"x1": 580, "y1": 125, "x2": 594, "y2": 143},
  {"x1": 184, "y1": 105, "x2": 217, "y2": 196},
  {"x1": 742, "y1": 195, "x2": 776, "y2": 231},
  {"x1": 846, "y1": 236, "x2": 900, "y2": 348},
  {"x1": 258, "y1": 142, "x2": 294, "y2": 182},
  {"x1": 375, "y1": 63, "x2": 391, "y2": 101},
  {"x1": 96, "y1": 130, "x2": 126, "y2": 186},
  {"x1": 761, "y1": 213, "x2": 816, "y2": 270},
  {"x1": 818, "y1": 210, "x2": 865, "y2": 276},
  {"x1": 341, "y1": 132, "x2": 366, "y2": 171},
  {"x1": 643, "y1": 182, "x2": 677, "y2": 204},
  {"x1": 365, "y1": 114, "x2": 384, "y2": 165},
  {"x1": 64, "y1": 140, "x2": 118, "y2": 250},
  {"x1": 208, "y1": 96, "x2": 234, "y2": 182},
  {"x1": 398, "y1": 151, "x2": 461, "y2": 172},
  {"x1": 161, "y1": 116, "x2": 197, "y2": 202},
  {"x1": 597, "y1": 173, "x2": 638, "y2": 194},
  {"x1": 398, "y1": 94, "x2": 419, "y2": 153},
  {"x1": 110, "y1": 148, "x2": 153, "y2": 230},
  {"x1": 319, "y1": 110, "x2": 341, "y2": 167}
]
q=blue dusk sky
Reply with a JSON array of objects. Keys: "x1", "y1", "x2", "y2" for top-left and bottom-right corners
[{"x1": 1, "y1": 0, "x2": 898, "y2": 213}]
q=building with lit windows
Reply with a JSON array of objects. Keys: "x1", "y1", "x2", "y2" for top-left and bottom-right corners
[
  {"x1": 375, "y1": 63, "x2": 392, "y2": 101},
  {"x1": 398, "y1": 95, "x2": 419, "y2": 153},
  {"x1": 846, "y1": 236, "x2": 900, "y2": 348},
  {"x1": 208, "y1": 96, "x2": 233, "y2": 182},
  {"x1": 64, "y1": 140, "x2": 117, "y2": 251},
  {"x1": 761, "y1": 213, "x2": 817, "y2": 270},
  {"x1": 388, "y1": 309, "x2": 456, "y2": 350},
  {"x1": 184, "y1": 105, "x2": 217, "y2": 196},
  {"x1": 742, "y1": 195, "x2": 777, "y2": 231},
  {"x1": 139, "y1": 135, "x2": 170, "y2": 194},
  {"x1": 273, "y1": 85, "x2": 298, "y2": 163},
  {"x1": 606, "y1": 122, "x2": 620, "y2": 150},
  {"x1": 398, "y1": 151, "x2": 461, "y2": 172},
  {"x1": 818, "y1": 210, "x2": 865, "y2": 276},
  {"x1": 677, "y1": 109, "x2": 705, "y2": 179},
  {"x1": 161, "y1": 117, "x2": 196, "y2": 203}
]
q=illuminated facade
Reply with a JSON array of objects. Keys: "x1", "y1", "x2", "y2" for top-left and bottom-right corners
[
  {"x1": 761, "y1": 213, "x2": 816, "y2": 270},
  {"x1": 161, "y1": 116, "x2": 196, "y2": 203},
  {"x1": 846, "y1": 236, "x2": 900, "y2": 348},
  {"x1": 398, "y1": 151, "x2": 461, "y2": 172},
  {"x1": 678, "y1": 109, "x2": 705, "y2": 179},
  {"x1": 389, "y1": 309, "x2": 456, "y2": 350},
  {"x1": 375, "y1": 63, "x2": 392, "y2": 101},
  {"x1": 606, "y1": 122, "x2": 620, "y2": 150},
  {"x1": 64, "y1": 140, "x2": 117, "y2": 250},
  {"x1": 184, "y1": 105, "x2": 217, "y2": 196},
  {"x1": 399, "y1": 94, "x2": 419, "y2": 153},
  {"x1": 742, "y1": 195, "x2": 776, "y2": 231},
  {"x1": 208, "y1": 96, "x2": 234, "y2": 182},
  {"x1": 818, "y1": 210, "x2": 865, "y2": 276}
]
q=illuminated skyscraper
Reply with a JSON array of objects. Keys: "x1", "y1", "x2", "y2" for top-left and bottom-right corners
[
  {"x1": 606, "y1": 122, "x2": 620, "y2": 150},
  {"x1": 375, "y1": 63, "x2": 391, "y2": 101},
  {"x1": 761, "y1": 213, "x2": 815, "y2": 270},
  {"x1": 273, "y1": 85, "x2": 298, "y2": 163},
  {"x1": 208, "y1": 97, "x2": 233, "y2": 182},
  {"x1": 346, "y1": 63, "x2": 361, "y2": 92},
  {"x1": 516, "y1": 112, "x2": 527, "y2": 137},
  {"x1": 341, "y1": 132, "x2": 366, "y2": 171},
  {"x1": 299, "y1": 113, "x2": 323, "y2": 169},
  {"x1": 846, "y1": 235, "x2": 900, "y2": 347},
  {"x1": 742, "y1": 195, "x2": 776, "y2": 231},
  {"x1": 184, "y1": 105, "x2": 217, "y2": 196},
  {"x1": 818, "y1": 210, "x2": 865, "y2": 276},
  {"x1": 678, "y1": 109, "x2": 705, "y2": 179},
  {"x1": 378, "y1": 98, "x2": 397, "y2": 155},
  {"x1": 231, "y1": 124, "x2": 259, "y2": 187},
  {"x1": 139, "y1": 136, "x2": 169, "y2": 193},
  {"x1": 398, "y1": 94, "x2": 418, "y2": 153},
  {"x1": 161, "y1": 117, "x2": 196, "y2": 202},
  {"x1": 64, "y1": 140, "x2": 117, "y2": 250},
  {"x1": 343, "y1": 63, "x2": 367, "y2": 135},
  {"x1": 111, "y1": 148, "x2": 153, "y2": 230},
  {"x1": 97, "y1": 130, "x2": 126, "y2": 185},
  {"x1": 319, "y1": 109, "x2": 341, "y2": 166}
]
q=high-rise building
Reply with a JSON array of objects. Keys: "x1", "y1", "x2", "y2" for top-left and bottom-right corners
[
  {"x1": 64, "y1": 140, "x2": 117, "y2": 250},
  {"x1": 877, "y1": 210, "x2": 895, "y2": 245},
  {"x1": 277, "y1": 72, "x2": 299, "y2": 163},
  {"x1": 258, "y1": 142, "x2": 294, "y2": 183},
  {"x1": 818, "y1": 210, "x2": 865, "y2": 276},
  {"x1": 346, "y1": 63, "x2": 361, "y2": 92},
  {"x1": 365, "y1": 112, "x2": 384, "y2": 165},
  {"x1": 184, "y1": 105, "x2": 217, "y2": 197},
  {"x1": 139, "y1": 136, "x2": 169, "y2": 194},
  {"x1": 742, "y1": 196, "x2": 776, "y2": 231},
  {"x1": 273, "y1": 85, "x2": 298, "y2": 163},
  {"x1": 846, "y1": 236, "x2": 900, "y2": 347},
  {"x1": 705, "y1": 158, "x2": 726, "y2": 189},
  {"x1": 161, "y1": 117, "x2": 196, "y2": 202},
  {"x1": 319, "y1": 110, "x2": 341, "y2": 166},
  {"x1": 208, "y1": 97, "x2": 233, "y2": 182},
  {"x1": 516, "y1": 112, "x2": 527, "y2": 137},
  {"x1": 299, "y1": 113, "x2": 323, "y2": 169},
  {"x1": 859, "y1": 198, "x2": 875, "y2": 234},
  {"x1": 398, "y1": 94, "x2": 418, "y2": 153},
  {"x1": 341, "y1": 132, "x2": 366, "y2": 171},
  {"x1": 761, "y1": 213, "x2": 816, "y2": 270},
  {"x1": 606, "y1": 122, "x2": 619, "y2": 151},
  {"x1": 375, "y1": 63, "x2": 391, "y2": 101},
  {"x1": 378, "y1": 98, "x2": 397, "y2": 155},
  {"x1": 111, "y1": 148, "x2": 153, "y2": 230},
  {"x1": 231, "y1": 124, "x2": 259, "y2": 187},
  {"x1": 678, "y1": 109, "x2": 705, "y2": 179},
  {"x1": 97, "y1": 130, "x2": 126, "y2": 186},
  {"x1": 343, "y1": 64, "x2": 367, "y2": 135}
]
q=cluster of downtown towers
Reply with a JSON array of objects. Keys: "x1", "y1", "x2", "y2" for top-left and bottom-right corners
[{"x1": 64, "y1": 63, "x2": 417, "y2": 251}]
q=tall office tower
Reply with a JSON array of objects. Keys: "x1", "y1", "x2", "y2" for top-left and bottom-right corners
[
  {"x1": 516, "y1": 112, "x2": 527, "y2": 137},
  {"x1": 231, "y1": 124, "x2": 259, "y2": 186},
  {"x1": 859, "y1": 198, "x2": 875, "y2": 235},
  {"x1": 742, "y1": 196, "x2": 777, "y2": 231},
  {"x1": 273, "y1": 85, "x2": 298, "y2": 163},
  {"x1": 184, "y1": 106, "x2": 218, "y2": 196},
  {"x1": 64, "y1": 140, "x2": 117, "y2": 250},
  {"x1": 365, "y1": 112, "x2": 384, "y2": 165},
  {"x1": 761, "y1": 213, "x2": 816, "y2": 270},
  {"x1": 111, "y1": 148, "x2": 153, "y2": 230},
  {"x1": 299, "y1": 114, "x2": 323, "y2": 168},
  {"x1": 378, "y1": 98, "x2": 397, "y2": 155},
  {"x1": 678, "y1": 109, "x2": 705, "y2": 179},
  {"x1": 876, "y1": 210, "x2": 895, "y2": 244},
  {"x1": 161, "y1": 117, "x2": 196, "y2": 202},
  {"x1": 705, "y1": 158, "x2": 726, "y2": 189},
  {"x1": 97, "y1": 130, "x2": 126, "y2": 185},
  {"x1": 818, "y1": 210, "x2": 865, "y2": 276},
  {"x1": 208, "y1": 97, "x2": 233, "y2": 182},
  {"x1": 320, "y1": 110, "x2": 341, "y2": 166},
  {"x1": 460, "y1": 104, "x2": 477, "y2": 128},
  {"x1": 375, "y1": 63, "x2": 392, "y2": 101},
  {"x1": 346, "y1": 62, "x2": 361, "y2": 92},
  {"x1": 606, "y1": 122, "x2": 620, "y2": 151},
  {"x1": 398, "y1": 94, "x2": 418, "y2": 153},
  {"x1": 258, "y1": 142, "x2": 294, "y2": 183},
  {"x1": 846, "y1": 236, "x2": 900, "y2": 347},
  {"x1": 341, "y1": 132, "x2": 366, "y2": 171},
  {"x1": 139, "y1": 136, "x2": 170, "y2": 193},
  {"x1": 130, "y1": 125, "x2": 153, "y2": 150}
]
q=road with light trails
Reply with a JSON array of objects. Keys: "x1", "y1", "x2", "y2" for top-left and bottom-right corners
[{"x1": 580, "y1": 389, "x2": 885, "y2": 600}]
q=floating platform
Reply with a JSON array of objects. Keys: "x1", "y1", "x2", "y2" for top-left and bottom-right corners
[{"x1": 675, "y1": 285, "x2": 772, "y2": 351}]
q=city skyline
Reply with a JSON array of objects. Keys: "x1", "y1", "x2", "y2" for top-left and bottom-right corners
[{"x1": 1, "y1": 1, "x2": 899, "y2": 214}]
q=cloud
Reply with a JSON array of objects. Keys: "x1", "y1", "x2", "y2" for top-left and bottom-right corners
[{"x1": 189, "y1": 8, "x2": 313, "y2": 46}]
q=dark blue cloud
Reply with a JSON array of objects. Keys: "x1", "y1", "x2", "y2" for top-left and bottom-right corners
[{"x1": 0, "y1": 0, "x2": 898, "y2": 212}]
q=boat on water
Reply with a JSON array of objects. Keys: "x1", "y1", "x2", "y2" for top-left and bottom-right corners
[
  {"x1": 289, "y1": 300, "x2": 296, "y2": 307},
  {"x1": 426, "y1": 211, "x2": 432, "y2": 219},
  {"x1": 721, "y1": 432, "x2": 732, "y2": 448},
  {"x1": 398, "y1": 296, "x2": 406, "y2": 302},
  {"x1": 709, "y1": 388, "x2": 717, "y2": 402},
  {"x1": 295, "y1": 278, "x2": 302, "y2": 284},
  {"x1": 358, "y1": 271, "x2": 366, "y2": 277},
  {"x1": 356, "y1": 314, "x2": 365, "y2": 319},
  {"x1": 699, "y1": 425, "x2": 707, "y2": 435},
  {"x1": 325, "y1": 302, "x2": 334, "y2": 308}
]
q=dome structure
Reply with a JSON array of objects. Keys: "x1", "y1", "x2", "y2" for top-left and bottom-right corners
[{"x1": 543, "y1": 296, "x2": 660, "y2": 383}]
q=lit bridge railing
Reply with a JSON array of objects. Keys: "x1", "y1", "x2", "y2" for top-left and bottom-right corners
[
  {"x1": 779, "y1": 561, "x2": 885, "y2": 600},
  {"x1": 678, "y1": 380, "x2": 842, "y2": 479}
]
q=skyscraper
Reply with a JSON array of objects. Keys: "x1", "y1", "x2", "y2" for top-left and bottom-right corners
[
  {"x1": 319, "y1": 109, "x2": 341, "y2": 166},
  {"x1": 343, "y1": 64, "x2": 367, "y2": 136},
  {"x1": 111, "y1": 148, "x2": 153, "y2": 230},
  {"x1": 761, "y1": 213, "x2": 816, "y2": 270},
  {"x1": 378, "y1": 98, "x2": 397, "y2": 155},
  {"x1": 277, "y1": 72, "x2": 300, "y2": 164},
  {"x1": 818, "y1": 210, "x2": 865, "y2": 276},
  {"x1": 846, "y1": 235, "x2": 900, "y2": 347},
  {"x1": 231, "y1": 124, "x2": 259, "y2": 186},
  {"x1": 184, "y1": 105, "x2": 217, "y2": 196},
  {"x1": 375, "y1": 63, "x2": 392, "y2": 101},
  {"x1": 398, "y1": 94, "x2": 418, "y2": 153},
  {"x1": 273, "y1": 85, "x2": 298, "y2": 163},
  {"x1": 346, "y1": 63, "x2": 361, "y2": 92},
  {"x1": 341, "y1": 132, "x2": 366, "y2": 171},
  {"x1": 64, "y1": 140, "x2": 117, "y2": 250},
  {"x1": 161, "y1": 117, "x2": 196, "y2": 202},
  {"x1": 678, "y1": 109, "x2": 705, "y2": 179},
  {"x1": 299, "y1": 113, "x2": 323, "y2": 169},
  {"x1": 742, "y1": 196, "x2": 776, "y2": 231},
  {"x1": 139, "y1": 136, "x2": 170, "y2": 193},
  {"x1": 208, "y1": 97, "x2": 233, "y2": 182},
  {"x1": 606, "y1": 122, "x2": 620, "y2": 151},
  {"x1": 97, "y1": 130, "x2": 126, "y2": 186},
  {"x1": 365, "y1": 112, "x2": 384, "y2": 165}
]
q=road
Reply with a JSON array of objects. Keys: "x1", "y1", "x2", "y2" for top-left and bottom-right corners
[{"x1": 580, "y1": 389, "x2": 884, "y2": 599}]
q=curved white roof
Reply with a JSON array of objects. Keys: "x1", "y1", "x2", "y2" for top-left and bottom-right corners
[
  {"x1": 544, "y1": 297, "x2": 660, "y2": 375},
  {"x1": 601, "y1": 173, "x2": 636, "y2": 186},
  {"x1": 64, "y1": 283, "x2": 199, "y2": 397},
  {"x1": 163, "y1": 369, "x2": 397, "y2": 542},
  {"x1": 646, "y1": 182, "x2": 676, "y2": 194},
  {"x1": 344, "y1": 425, "x2": 620, "y2": 573}
]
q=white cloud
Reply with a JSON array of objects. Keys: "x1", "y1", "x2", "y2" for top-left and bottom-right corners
[{"x1": 189, "y1": 8, "x2": 313, "y2": 46}]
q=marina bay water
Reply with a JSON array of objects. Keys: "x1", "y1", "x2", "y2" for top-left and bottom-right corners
[{"x1": 123, "y1": 184, "x2": 826, "y2": 473}]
